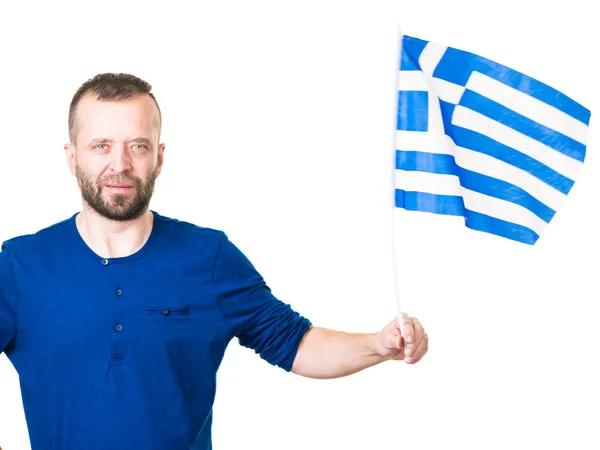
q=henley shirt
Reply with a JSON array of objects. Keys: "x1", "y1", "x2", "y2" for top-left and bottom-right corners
[{"x1": 0, "y1": 210, "x2": 312, "y2": 449}]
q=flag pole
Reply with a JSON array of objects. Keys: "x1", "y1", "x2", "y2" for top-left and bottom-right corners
[
  {"x1": 391, "y1": 209, "x2": 405, "y2": 338},
  {"x1": 392, "y1": 28, "x2": 406, "y2": 339}
]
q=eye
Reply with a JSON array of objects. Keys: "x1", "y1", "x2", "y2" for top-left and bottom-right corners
[
  {"x1": 132, "y1": 144, "x2": 149, "y2": 151},
  {"x1": 94, "y1": 144, "x2": 108, "y2": 151}
]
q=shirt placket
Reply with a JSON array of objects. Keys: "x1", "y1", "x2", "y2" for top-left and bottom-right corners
[{"x1": 102, "y1": 258, "x2": 126, "y2": 367}]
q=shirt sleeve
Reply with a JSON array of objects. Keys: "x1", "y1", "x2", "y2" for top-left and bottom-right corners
[
  {"x1": 212, "y1": 232, "x2": 311, "y2": 371},
  {"x1": 0, "y1": 242, "x2": 18, "y2": 354}
]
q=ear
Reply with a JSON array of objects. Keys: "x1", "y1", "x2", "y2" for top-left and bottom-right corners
[
  {"x1": 64, "y1": 143, "x2": 77, "y2": 177},
  {"x1": 156, "y1": 143, "x2": 166, "y2": 177}
]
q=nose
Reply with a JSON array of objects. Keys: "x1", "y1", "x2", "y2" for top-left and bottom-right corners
[{"x1": 108, "y1": 144, "x2": 133, "y2": 173}]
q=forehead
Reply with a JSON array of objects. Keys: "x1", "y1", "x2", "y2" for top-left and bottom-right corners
[{"x1": 76, "y1": 93, "x2": 160, "y2": 140}]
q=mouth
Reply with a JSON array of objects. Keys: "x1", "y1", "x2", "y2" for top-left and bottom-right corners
[{"x1": 105, "y1": 184, "x2": 134, "y2": 192}]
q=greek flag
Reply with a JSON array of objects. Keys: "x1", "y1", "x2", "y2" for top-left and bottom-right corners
[{"x1": 395, "y1": 35, "x2": 591, "y2": 245}]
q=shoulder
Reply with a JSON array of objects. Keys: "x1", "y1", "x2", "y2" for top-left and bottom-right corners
[
  {"x1": 1, "y1": 214, "x2": 75, "y2": 255},
  {"x1": 152, "y1": 212, "x2": 258, "y2": 270},
  {"x1": 152, "y1": 211, "x2": 229, "y2": 251},
  {"x1": 153, "y1": 211, "x2": 226, "y2": 240},
  {"x1": 154, "y1": 211, "x2": 224, "y2": 236}
]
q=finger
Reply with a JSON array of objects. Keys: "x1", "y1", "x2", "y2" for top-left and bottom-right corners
[
  {"x1": 387, "y1": 318, "x2": 404, "y2": 351},
  {"x1": 396, "y1": 334, "x2": 405, "y2": 350},
  {"x1": 411, "y1": 333, "x2": 429, "y2": 363},
  {"x1": 404, "y1": 316, "x2": 425, "y2": 357},
  {"x1": 402, "y1": 313, "x2": 415, "y2": 345},
  {"x1": 411, "y1": 317, "x2": 425, "y2": 347},
  {"x1": 405, "y1": 332, "x2": 428, "y2": 364},
  {"x1": 383, "y1": 328, "x2": 403, "y2": 350},
  {"x1": 380, "y1": 320, "x2": 403, "y2": 350}
]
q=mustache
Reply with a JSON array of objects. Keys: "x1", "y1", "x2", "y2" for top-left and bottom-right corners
[{"x1": 99, "y1": 177, "x2": 140, "y2": 186}]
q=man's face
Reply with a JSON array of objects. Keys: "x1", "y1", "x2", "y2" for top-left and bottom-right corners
[{"x1": 65, "y1": 94, "x2": 165, "y2": 221}]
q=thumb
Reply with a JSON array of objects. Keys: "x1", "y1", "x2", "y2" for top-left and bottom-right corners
[
  {"x1": 397, "y1": 333, "x2": 406, "y2": 350},
  {"x1": 392, "y1": 317, "x2": 406, "y2": 347},
  {"x1": 387, "y1": 326, "x2": 405, "y2": 351}
]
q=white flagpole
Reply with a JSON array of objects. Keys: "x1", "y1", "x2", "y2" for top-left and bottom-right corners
[
  {"x1": 391, "y1": 209, "x2": 405, "y2": 338},
  {"x1": 391, "y1": 28, "x2": 406, "y2": 340}
]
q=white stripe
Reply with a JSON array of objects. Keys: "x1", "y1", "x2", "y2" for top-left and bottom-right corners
[
  {"x1": 395, "y1": 169, "x2": 461, "y2": 196},
  {"x1": 394, "y1": 170, "x2": 548, "y2": 235},
  {"x1": 418, "y1": 42, "x2": 447, "y2": 78},
  {"x1": 454, "y1": 146, "x2": 566, "y2": 211},
  {"x1": 395, "y1": 130, "x2": 454, "y2": 154},
  {"x1": 394, "y1": 131, "x2": 567, "y2": 210},
  {"x1": 431, "y1": 77, "x2": 464, "y2": 105},
  {"x1": 452, "y1": 106, "x2": 584, "y2": 181},
  {"x1": 398, "y1": 70, "x2": 465, "y2": 105},
  {"x1": 397, "y1": 70, "x2": 429, "y2": 91},
  {"x1": 466, "y1": 72, "x2": 589, "y2": 144},
  {"x1": 461, "y1": 187, "x2": 548, "y2": 236},
  {"x1": 427, "y1": 82, "x2": 443, "y2": 132}
]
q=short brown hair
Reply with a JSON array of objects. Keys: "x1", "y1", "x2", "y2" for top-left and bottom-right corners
[{"x1": 68, "y1": 73, "x2": 162, "y2": 147}]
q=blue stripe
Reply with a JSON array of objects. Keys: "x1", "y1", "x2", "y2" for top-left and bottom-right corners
[
  {"x1": 395, "y1": 189, "x2": 464, "y2": 216},
  {"x1": 431, "y1": 46, "x2": 591, "y2": 124},
  {"x1": 459, "y1": 167, "x2": 555, "y2": 223},
  {"x1": 396, "y1": 151, "x2": 455, "y2": 175},
  {"x1": 397, "y1": 91, "x2": 429, "y2": 131},
  {"x1": 396, "y1": 150, "x2": 556, "y2": 222},
  {"x1": 460, "y1": 90, "x2": 586, "y2": 162},
  {"x1": 450, "y1": 126, "x2": 575, "y2": 195},
  {"x1": 400, "y1": 36, "x2": 428, "y2": 71},
  {"x1": 464, "y1": 210, "x2": 539, "y2": 245},
  {"x1": 395, "y1": 190, "x2": 539, "y2": 245}
]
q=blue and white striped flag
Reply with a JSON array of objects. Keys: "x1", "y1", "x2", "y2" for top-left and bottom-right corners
[{"x1": 395, "y1": 35, "x2": 591, "y2": 245}]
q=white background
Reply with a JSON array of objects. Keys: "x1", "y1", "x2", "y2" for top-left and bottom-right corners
[{"x1": 0, "y1": 1, "x2": 598, "y2": 449}]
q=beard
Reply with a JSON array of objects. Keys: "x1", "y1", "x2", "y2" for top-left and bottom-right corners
[{"x1": 75, "y1": 163, "x2": 158, "y2": 222}]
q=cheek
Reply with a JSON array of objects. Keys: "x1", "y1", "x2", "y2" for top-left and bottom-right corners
[{"x1": 77, "y1": 165, "x2": 102, "y2": 187}]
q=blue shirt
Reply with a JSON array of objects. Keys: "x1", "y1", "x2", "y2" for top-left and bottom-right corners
[{"x1": 0, "y1": 211, "x2": 312, "y2": 449}]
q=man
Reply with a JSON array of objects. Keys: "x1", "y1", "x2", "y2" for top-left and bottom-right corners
[{"x1": 0, "y1": 73, "x2": 428, "y2": 449}]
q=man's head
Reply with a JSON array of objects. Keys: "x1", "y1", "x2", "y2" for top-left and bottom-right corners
[{"x1": 64, "y1": 73, "x2": 165, "y2": 222}]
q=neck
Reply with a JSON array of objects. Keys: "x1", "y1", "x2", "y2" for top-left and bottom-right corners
[{"x1": 75, "y1": 206, "x2": 154, "y2": 259}]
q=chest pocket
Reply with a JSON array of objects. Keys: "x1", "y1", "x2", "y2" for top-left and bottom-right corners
[
  {"x1": 135, "y1": 304, "x2": 194, "y2": 351},
  {"x1": 141, "y1": 305, "x2": 191, "y2": 317}
]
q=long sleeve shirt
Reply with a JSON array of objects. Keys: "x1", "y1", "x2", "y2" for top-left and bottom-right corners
[{"x1": 0, "y1": 210, "x2": 312, "y2": 449}]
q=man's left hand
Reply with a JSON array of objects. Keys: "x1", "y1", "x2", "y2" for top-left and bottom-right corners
[{"x1": 374, "y1": 313, "x2": 428, "y2": 364}]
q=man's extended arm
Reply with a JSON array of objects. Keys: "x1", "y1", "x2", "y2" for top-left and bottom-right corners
[{"x1": 291, "y1": 313, "x2": 428, "y2": 379}]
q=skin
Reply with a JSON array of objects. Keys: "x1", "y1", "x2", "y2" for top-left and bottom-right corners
[
  {"x1": 64, "y1": 93, "x2": 164, "y2": 259},
  {"x1": 292, "y1": 314, "x2": 428, "y2": 378},
  {"x1": 63, "y1": 93, "x2": 428, "y2": 378}
]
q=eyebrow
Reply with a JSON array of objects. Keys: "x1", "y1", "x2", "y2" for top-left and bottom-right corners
[{"x1": 89, "y1": 137, "x2": 153, "y2": 147}]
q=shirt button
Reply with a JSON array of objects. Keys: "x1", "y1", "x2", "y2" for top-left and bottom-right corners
[
  {"x1": 161, "y1": 309, "x2": 169, "y2": 316},
  {"x1": 116, "y1": 289, "x2": 123, "y2": 296},
  {"x1": 101, "y1": 259, "x2": 109, "y2": 266},
  {"x1": 115, "y1": 324, "x2": 123, "y2": 332}
]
